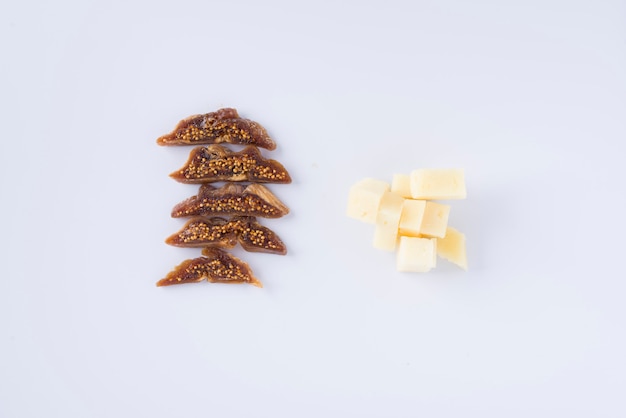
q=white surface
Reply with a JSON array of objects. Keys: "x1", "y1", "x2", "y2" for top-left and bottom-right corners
[{"x1": 1, "y1": 1, "x2": 625, "y2": 417}]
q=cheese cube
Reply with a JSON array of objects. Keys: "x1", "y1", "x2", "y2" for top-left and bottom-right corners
[
  {"x1": 419, "y1": 201, "x2": 450, "y2": 238},
  {"x1": 372, "y1": 191, "x2": 405, "y2": 251},
  {"x1": 373, "y1": 223, "x2": 399, "y2": 251},
  {"x1": 396, "y1": 236, "x2": 436, "y2": 272},
  {"x1": 410, "y1": 169, "x2": 466, "y2": 200},
  {"x1": 391, "y1": 174, "x2": 412, "y2": 198},
  {"x1": 376, "y1": 191, "x2": 405, "y2": 227},
  {"x1": 437, "y1": 227, "x2": 467, "y2": 270},
  {"x1": 346, "y1": 178, "x2": 390, "y2": 223},
  {"x1": 398, "y1": 199, "x2": 426, "y2": 237}
]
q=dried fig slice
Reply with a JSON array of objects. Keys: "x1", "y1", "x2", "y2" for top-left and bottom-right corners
[
  {"x1": 166, "y1": 216, "x2": 287, "y2": 255},
  {"x1": 170, "y1": 145, "x2": 291, "y2": 184},
  {"x1": 235, "y1": 216, "x2": 287, "y2": 255},
  {"x1": 156, "y1": 108, "x2": 276, "y2": 150},
  {"x1": 171, "y1": 183, "x2": 289, "y2": 219},
  {"x1": 165, "y1": 217, "x2": 238, "y2": 248},
  {"x1": 156, "y1": 248, "x2": 262, "y2": 287}
]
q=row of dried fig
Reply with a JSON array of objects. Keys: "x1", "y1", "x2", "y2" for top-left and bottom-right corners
[{"x1": 157, "y1": 108, "x2": 290, "y2": 288}]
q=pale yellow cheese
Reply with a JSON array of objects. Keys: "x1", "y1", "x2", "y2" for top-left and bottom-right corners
[
  {"x1": 372, "y1": 191, "x2": 405, "y2": 250},
  {"x1": 410, "y1": 169, "x2": 466, "y2": 200},
  {"x1": 419, "y1": 201, "x2": 450, "y2": 238},
  {"x1": 347, "y1": 169, "x2": 468, "y2": 274},
  {"x1": 396, "y1": 236, "x2": 436, "y2": 272},
  {"x1": 398, "y1": 199, "x2": 426, "y2": 237},
  {"x1": 376, "y1": 191, "x2": 405, "y2": 227},
  {"x1": 437, "y1": 227, "x2": 467, "y2": 270},
  {"x1": 373, "y1": 223, "x2": 399, "y2": 251},
  {"x1": 346, "y1": 178, "x2": 390, "y2": 223},
  {"x1": 391, "y1": 174, "x2": 412, "y2": 198}
]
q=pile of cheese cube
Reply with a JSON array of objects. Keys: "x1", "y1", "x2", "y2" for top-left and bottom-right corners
[{"x1": 346, "y1": 169, "x2": 467, "y2": 272}]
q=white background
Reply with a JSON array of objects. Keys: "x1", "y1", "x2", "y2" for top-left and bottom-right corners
[{"x1": 1, "y1": 0, "x2": 625, "y2": 417}]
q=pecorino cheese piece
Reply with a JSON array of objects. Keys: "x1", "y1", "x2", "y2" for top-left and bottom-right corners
[
  {"x1": 346, "y1": 178, "x2": 390, "y2": 224},
  {"x1": 436, "y1": 227, "x2": 468, "y2": 270},
  {"x1": 396, "y1": 236, "x2": 437, "y2": 273},
  {"x1": 398, "y1": 199, "x2": 426, "y2": 237},
  {"x1": 419, "y1": 201, "x2": 450, "y2": 238},
  {"x1": 372, "y1": 191, "x2": 405, "y2": 251},
  {"x1": 391, "y1": 174, "x2": 412, "y2": 198},
  {"x1": 410, "y1": 169, "x2": 466, "y2": 200}
]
